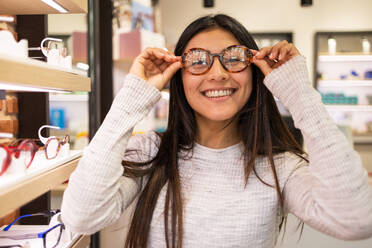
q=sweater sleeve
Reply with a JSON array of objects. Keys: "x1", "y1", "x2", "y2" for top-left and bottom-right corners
[
  {"x1": 263, "y1": 56, "x2": 372, "y2": 240},
  {"x1": 61, "y1": 74, "x2": 161, "y2": 234}
]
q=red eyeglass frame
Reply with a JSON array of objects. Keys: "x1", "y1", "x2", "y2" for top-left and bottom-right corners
[{"x1": 0, "y1": 139, "x2": 38, "y2": 176}]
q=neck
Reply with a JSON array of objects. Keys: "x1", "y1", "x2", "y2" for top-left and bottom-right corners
[{"x1": 196, "y1": 116, "x2": 240, "y2": 149}]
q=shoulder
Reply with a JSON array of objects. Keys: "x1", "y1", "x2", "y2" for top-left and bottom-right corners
[{"x1": 125, "y1": 131, "x2": 161, "y2": 162}]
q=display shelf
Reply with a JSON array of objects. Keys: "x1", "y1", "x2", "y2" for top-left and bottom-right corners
[
  {"x1": 324, "y1": 105, "x2": 372, "y2": 112},
  {"x1": 318, "y1": 54, "x2": 372, "y2": 62},
  {"x1": 0, "y1": 0, "x2": 87, "y2": 15},
  {"x1": 0, "y1": 55, "x2": 91, "y2": 92},
  {"x1": 69, "y1": 233, "x2": 90, "y2": 248},
  {"x1": 0, "y1": 151, "x2": 82, "y2": 218},
  {"x1": 318, "y1": 80, "x2": 372, "y2": 87}
]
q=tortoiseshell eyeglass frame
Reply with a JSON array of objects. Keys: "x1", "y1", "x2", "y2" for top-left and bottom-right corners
[
  {"x1": 181, "y1": 45, "x2": 253, "y2": 75},
  {"x1": 43, "y1": 135, "x2": 70, "y2": 160}
]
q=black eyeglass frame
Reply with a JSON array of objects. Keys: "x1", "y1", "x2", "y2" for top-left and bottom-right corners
[
  {"x1": 0, "y1": 210, "x2": 64, "y2": 248},
  {"x1": 181, "y1": 45, "x2": 253, "y2": 75}
]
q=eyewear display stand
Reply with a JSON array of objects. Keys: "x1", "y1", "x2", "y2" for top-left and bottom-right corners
[
  {"x1": 0, "y1": 225, "x2": 90, "y2": 248},
  {"x1": 0, "y1": 151, "x2": 82, "y2": 213},
  {"x1": 0, "y1": 1, "x2": 90, "y2": 248}
]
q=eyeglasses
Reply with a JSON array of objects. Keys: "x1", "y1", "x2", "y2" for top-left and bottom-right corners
[
  {"x1": 38, "y1": 125, "x2": 70, "y2": 160},
  {"x1": 28, "y1": 38, "x2": 67, "y2": 58},
  {"x1": 0, "y1": 140, "x2": 38, "y2": 176},
  {"x1": 181, "y1": 45, "x2": 253, "y2": 75},
  {"x1": 0, "y1": 210, "x2": 64, "y2": 248}
]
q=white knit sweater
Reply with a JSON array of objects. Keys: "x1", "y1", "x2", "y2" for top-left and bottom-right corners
[{"x1": 61, "y1": 56, "x2": 372, "y2": 247}]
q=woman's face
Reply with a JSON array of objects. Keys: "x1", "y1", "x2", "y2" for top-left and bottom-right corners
[{"x1": 181, "y1": 28, "x2": 253, "y2": 125}]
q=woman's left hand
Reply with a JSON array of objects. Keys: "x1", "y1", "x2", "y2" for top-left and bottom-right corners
[{"x1": 251, "y1": 40, "x2": 300, "y2": 76}]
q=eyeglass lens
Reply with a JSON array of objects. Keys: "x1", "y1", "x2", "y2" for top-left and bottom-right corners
[
  {"x1": 44, "y1": 225, "x2": 63, "y2": 248},
  {"x1": 183, "y1": 46, "x2": 252, "y2": 75},
  {"x1": 45, "y1": 136, "x2": 69, "y2": 160},
  {"x1": 0, "y1": 141, "x2": 37, "y2": 176}
]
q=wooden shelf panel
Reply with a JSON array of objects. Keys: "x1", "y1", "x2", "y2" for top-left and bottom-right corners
[
  {"x1": 0, "y1": 0, "x2": 87, "y2": 15},
  {"x1": 70, "y1": 234, "x2": 91, "y2": 248},
  {"x1": 0, "y1": 157, "x2": 80, "y2": 218},
  {"x1": 0, "y1": 56, "x2": 91, "y2": 92},
  {"x1": 354, "y1": 135, "x2": 372, "y2": 144}
]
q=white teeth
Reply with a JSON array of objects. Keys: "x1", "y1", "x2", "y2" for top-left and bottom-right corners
[{"x1": 205, "y1": 89, "x2": 234, "y2": 98}]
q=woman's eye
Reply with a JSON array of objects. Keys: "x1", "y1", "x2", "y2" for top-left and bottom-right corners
[{"x1": 192, "y1": 60, "x2": 207, "y2": 66}]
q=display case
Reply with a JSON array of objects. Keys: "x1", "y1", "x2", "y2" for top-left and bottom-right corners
[
  {"x1": 314, "y1": 31, "x2": 372, "y2": 145},
  {"x1": 0, "y1": 1, "x2": 90, "y2": 247}
]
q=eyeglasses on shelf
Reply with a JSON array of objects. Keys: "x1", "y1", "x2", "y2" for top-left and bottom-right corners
[
  {"x1": 0, "y1": 210, "x2": 64, "y2": 248},
  {"x1": 38, "y1": 125, "x2": 70, "y2": 160},
  {"x1": 0, "y1": 139, "x2": 38, "y2": 176}
]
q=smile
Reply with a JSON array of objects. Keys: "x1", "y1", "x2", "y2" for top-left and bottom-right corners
[{"x1": 202, "y1": 88, "x2": 236, "y2": 98}]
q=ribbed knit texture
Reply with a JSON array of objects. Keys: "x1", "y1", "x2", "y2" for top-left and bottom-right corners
[{"x1": 61, "y1": 56, "x2": 372, "y2": 247}]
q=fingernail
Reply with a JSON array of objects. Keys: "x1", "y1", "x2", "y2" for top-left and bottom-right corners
[
  {"x1": 256, "y1": 52, "x2": 260, "y2": 56},
  {"x1": 269, "y1": 53, "x2": 273, "y2": 59},
  {"x1": 278, "y1": 54, "x2": 282, "y2": 60}
]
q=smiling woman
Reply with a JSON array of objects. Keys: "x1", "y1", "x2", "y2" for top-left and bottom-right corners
[{"x1": 60, "y1": 13, "x2": 372, "y2": 248}]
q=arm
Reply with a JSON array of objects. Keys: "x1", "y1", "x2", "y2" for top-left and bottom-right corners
[
  {"x1": 264, "y1": 55, "x2": 372, "y2": 240},
  {"x1": 61, "y1": 74, "x2": 161, "y2": 234},
  {"x1": 61, "y1": 47, "x2": 182, "y2": 235}
]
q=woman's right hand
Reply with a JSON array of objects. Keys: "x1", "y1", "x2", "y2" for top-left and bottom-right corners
[{"x1": 128, "y1": 47, "x2": 182, "y2": 91}]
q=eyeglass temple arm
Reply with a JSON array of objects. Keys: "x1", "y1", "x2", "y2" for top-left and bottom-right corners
[
  {"x1": 3, "y1": 210, "x2": 60, "y2": 231},
  {"x1": 40, "y1": 37, "x2": 62, "y2": 57},
  {"x1": 3, "y1": 214, "x2": 33, "y2": 231},
  {"x1": 38, "y1": 125, "x2": 61, "y2": 145}
]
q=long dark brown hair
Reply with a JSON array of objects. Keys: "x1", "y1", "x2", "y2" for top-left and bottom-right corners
[{"x1": 123, "y1": 14, "x2": 307, "y2": 248}]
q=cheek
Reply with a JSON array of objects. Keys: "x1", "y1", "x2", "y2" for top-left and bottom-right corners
[
  {"x1": 232, "y1": 71, "x2": 253, "y2": 99},
  {"x1": 182, "y1": 72, "x2": 201, "y2": 101}
]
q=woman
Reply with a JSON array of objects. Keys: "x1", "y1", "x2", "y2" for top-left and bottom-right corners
[{"x1": 61, "y1": 14, "x2": 372, "y2": 247}]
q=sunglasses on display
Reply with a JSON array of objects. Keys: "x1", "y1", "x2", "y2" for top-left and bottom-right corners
[{"x1": 181, "y1": 45, "x2": 253, "y2": 75}]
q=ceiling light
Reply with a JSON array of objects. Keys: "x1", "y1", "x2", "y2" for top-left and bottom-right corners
[{"x1": 41, "y1": 0, "x2": 68, "y2": 13}]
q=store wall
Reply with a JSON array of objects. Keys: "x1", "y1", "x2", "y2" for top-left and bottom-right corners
[{"x1": 159, "y1": 0, "x2": 372, "y2": 80}]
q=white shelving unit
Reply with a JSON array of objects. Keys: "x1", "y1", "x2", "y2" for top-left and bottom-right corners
[
  {"x1": 324, "y1": 105, "x2": 372, "y2": 112},
  {"x1": 317, "y1": 49, "x2": 372, "y2": 144},
  {"x1": 318, "y1": 80, "x2": 372, "y2": 88},
  {"x1": 318, "y1": 54, "x2": 372, "y2": 62}
]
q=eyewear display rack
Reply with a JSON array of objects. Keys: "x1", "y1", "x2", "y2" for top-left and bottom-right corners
[
  {"x1": 313, "y1": 31, "x2": 372, "y2": 145},
  {"x1": 0, "y1": 1, "x2": 90, "y2": 248}
]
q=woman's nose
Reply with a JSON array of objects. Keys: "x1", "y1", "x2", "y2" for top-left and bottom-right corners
[{"x1": 206, "y1": 57, "x2": 229, "y2": 81}]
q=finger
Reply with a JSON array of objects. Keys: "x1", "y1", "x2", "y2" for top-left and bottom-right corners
[
  {"x1": 159, "y1": 61, "x2": 171, "y2": 72},
  {"x1": 278, "y1": 44, "x2": 290, "y2": 61},
  {"x1": 142, "y1": 47, "x2": 167, "y2": 61},
  {"x1": 162, "y1": 61, "x2": 182, "y2": 82},
  {"x1": 255, "y1": 46, "x2": 272, "y2": 59},
  {"x1": 153, "y1": 58, "x2": 165, "y2": 66},
  {"x1": 269, "y1": 40, "x2": 288, "y2": 61}
]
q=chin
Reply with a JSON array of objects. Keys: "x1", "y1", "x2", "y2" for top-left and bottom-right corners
[{"x1": 197, "y1": 111, "x2": 237, "y2": 123}]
